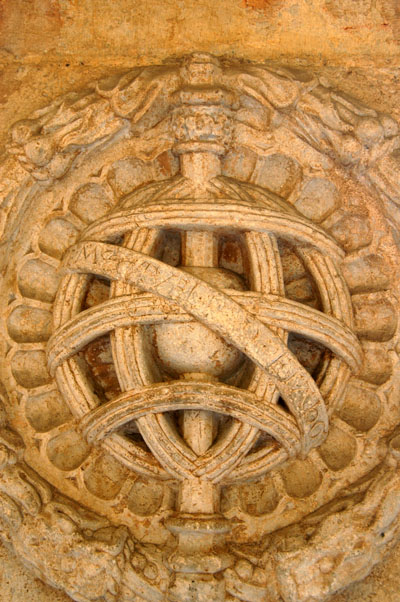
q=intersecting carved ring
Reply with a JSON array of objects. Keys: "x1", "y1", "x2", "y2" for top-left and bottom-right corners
[{"x1": 48, "y1": 192, "x2": 362, "y2": 482}]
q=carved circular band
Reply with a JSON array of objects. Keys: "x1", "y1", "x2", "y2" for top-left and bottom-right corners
[
  {"x1": 50, "y1": 197, "x2": 358, "y2": 482},
  {"x1": 109, "y1": 227, "x2": 288, "y2": 481},
  {"x1": 47, "y1": 292, "x2": 360, "y2": 374},
  {"x1": 80, "y1": 381, "x2": 302, "y2": 477},
  {"x1": 82, "y1": 200, "x2": 344, "y2": 262},
  {"x1": 61, "y1": 241, "x2": 329, "y2": 445},
  {"x1": 109, "y1": 227, "x2": 285, "y2": 482}
]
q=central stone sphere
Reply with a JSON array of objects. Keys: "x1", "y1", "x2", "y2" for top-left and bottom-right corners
[{"x1": 152, "y1": 266, "x2": 245, "y2": 379}]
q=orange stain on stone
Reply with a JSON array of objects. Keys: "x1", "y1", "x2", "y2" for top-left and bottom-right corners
[
  {"x1": 243, "y1": 0, "x2": 280, "y2": 9},
  {"x1": 0, "y1": 0, "x2": 63, "y2": 56}
]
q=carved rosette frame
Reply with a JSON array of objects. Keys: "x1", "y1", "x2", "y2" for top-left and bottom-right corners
[{"x1": 0, "y1": 54, "x2": 400, "y2": 602}]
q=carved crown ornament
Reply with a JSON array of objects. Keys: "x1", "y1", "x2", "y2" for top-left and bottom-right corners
[{"x1": 0, "y1": 52, "x2": 399, "y2": 602}]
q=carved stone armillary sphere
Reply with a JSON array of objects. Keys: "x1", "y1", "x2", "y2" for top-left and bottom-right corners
[{"x1": 0, "y1": 53, "x2": 399, "y2": 602}]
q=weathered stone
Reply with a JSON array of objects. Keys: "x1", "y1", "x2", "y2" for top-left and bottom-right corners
[
  {"x1": 342, "y1": 254, "x2": 391, "y2": 294},
  {"x1": 330, "y1": 214, "x2": 373, "y2": 252},
  {"x1": 7, "y1": 306, "x2": 52, "y2": 343},
  {"x1": 70, "y1": 184, "x2": 113, "y2": 224},
  {"x1": 353, "y1": 293, "x2": 398, "y2": 341},
  {"x1": 294, "y1": 178, "x2": 339, "y2": 223},
  {"x1": 280, "y1": 458, "x2": 323, "y2": 498},
  {"x1": 11, "y1": 350, "x2": 51, "y2": 389},
  {"x1": 17, "y1": 259, "x2": 61, "y2": 303},
  {"x1": 38, "y1": 218, "x2": 80, "y2": 261},
  {"x1": 0, "y1": 49, "x2": 399, "y2": 602},
  {"x1": 338, "y1": 381, "x2": 381, "y2": 432},
  {"x1": 359, "y1": 341, "x2": 393, "y2": 385},
  {"x1": 252, "y1": 154, "x2": 302, "y2": 198},
  {"x1": 46, "y1": 430, "x2": 91, "y2": 471},
  {"x1": 318, "y1": 425, "x2": 357, "y2": 471},
  {"x1": 25, "y1": 390, "x2": 72, "y2": 433}
]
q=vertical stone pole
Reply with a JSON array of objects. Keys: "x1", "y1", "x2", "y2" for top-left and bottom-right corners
[
  {"x1": 166, "y1": 158, "x2": 233, "y2": 602},
  {"x1": 165, "y1": 55, "x2": 235, "y2": 601},
  {"x1": 181, "y1": 225, "x2": 218, "y2": 502}
]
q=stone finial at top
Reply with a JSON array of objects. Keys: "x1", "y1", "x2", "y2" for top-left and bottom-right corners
[
  {"x1": 180, "y1": 53, "x2": 223, "y2": 86},
  {"x1": 172, "y1": 54, "x2": 237, "y2": 156}
]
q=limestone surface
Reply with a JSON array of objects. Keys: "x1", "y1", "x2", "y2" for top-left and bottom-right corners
[
  {"x1": 1, "y1": 2, "x2": 400, "y2": 602},
  {"x1": 0, "y1": 51, "x2": 399, "y2": 601}
]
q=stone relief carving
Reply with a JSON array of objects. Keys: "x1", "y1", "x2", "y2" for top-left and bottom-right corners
[{"x1": 0, "y1": 53, "x2": 399, "y2": 601}]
